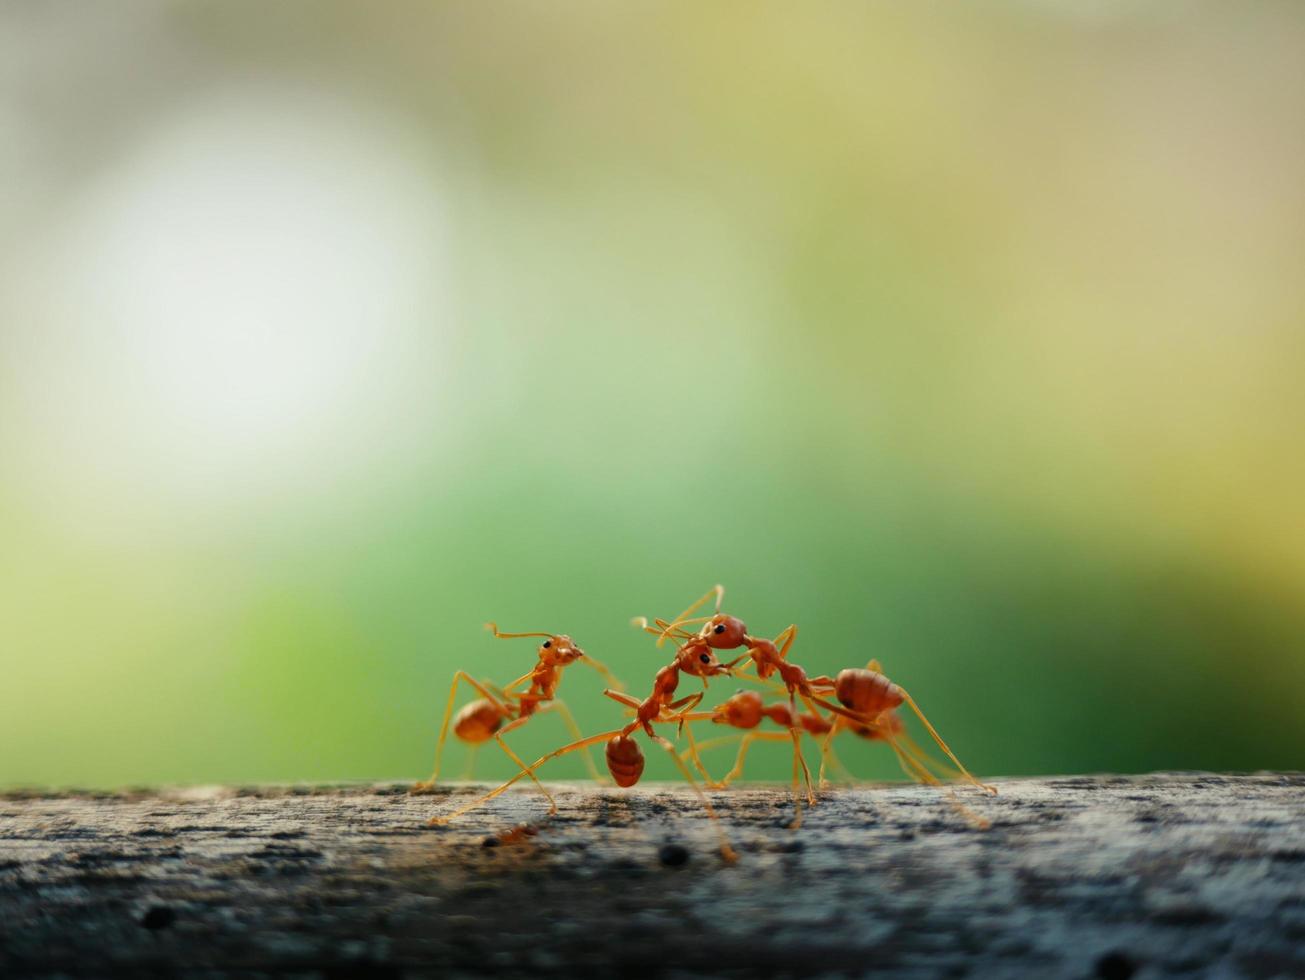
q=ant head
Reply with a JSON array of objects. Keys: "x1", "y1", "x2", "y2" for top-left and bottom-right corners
[
  {"x1": 712, "y1": 690, "x2": 764, "y2": 728},
  {"x1": 485, "y1": 623, "x2": 583, "y2": 663},
  {"x1": 699, "y1": 614, "x2": 747, "y2": 650},
  {"x1": 676, "y1": 642, "x2": 731, "y2": 678},
  {"x1": 539, "y1": 635, "x2": 583, "y2": 664}
]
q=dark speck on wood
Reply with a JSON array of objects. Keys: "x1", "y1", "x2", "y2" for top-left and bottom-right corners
[
  {"x1": 1095, "y1": 950, "x2": 1136, "y2": 979},
  {"x1": 139, "y1": 905, "x2": 176, "y2": 930},
  {"x1": 658, "y1": 842, "x2": 689, "y2": 867},
  {"x1": 0, "y1": 773, "x2": 1301, "y2": 978}
]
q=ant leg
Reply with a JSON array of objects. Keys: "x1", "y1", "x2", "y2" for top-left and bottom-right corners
[
  {"x1": 677, "y1": 732, "x2": 744, "y2": 775},
  {"x1": 899, "y1": 729, "x2": 962, "y2": 781},
  {"x1": 459, "y1": 744, "x2": 481, "y2": 780},
  {"x1": 514, "y1": 693, "x2": 547, "y2": 716},
  {"x1": 418, "y1": 673, "x2": 466, "y2": 791},
  {"x1": 898, "y1": 689, "x2": 997, "y2": 795},
  {"x1": 648, "y1": 733, "x2": 737, "y2": 863},
  {"x1": 489, "y1": 713, "x2": 561, "y2": 807},
  {"x1": 417, "y1": 671, "x2": 511, "y2": 790},
  {"x1": 866, "y1": 659, "x2": 882, "y2": 673},
  {"x1": 815, "y1": 720, "x2": 862, "y2": 789},
  {"x1": 891, "y1": 734, "x2": 935, "y2": 784},
  {"x1": 663, "y1": 692, "x2": 704, "y2": 728},
  {"x1": 787, "y1": 730, "x2": 805, "y2": 830},
  {"x1": 888, "y1": 734, "x2": 990, "y2": 830},
  {"x1": 789, "y1": 693, "x2": 818, "y2": 806},
  {"x1": 809, "y1": 693, "x2": 880, "y2": 726},
  {"x1": 796, "y1": 692, "x2": 845, "y2": 791},
  {"x1": 776, "y1": 692, "x2": 816, "y2": 827},
  {"x1": 538, "y1": 699, "x2": 607, "y2": 783},
  {"x1": 500, "y1": 670, "x2": 536, "y2": 693},
  {"x1": 673, "y1": 711, "x2": 716, "y2": 724},
  {"x1": 580, "y1": 654, "x2": 625, "y2": 692},
  {"x1": 774, "y1": 624, "x2": 798, "y2": 659},
  {"x1": 798, "y1": 691, "x2": 831, "y2": 718},
  {"x1": 665, "y1": 693, "x2": 703, "y2": 712},
  {"x1": 827, "y1": 742, "x2": 857, "y2": 784},
  {"x1": 785, "y1": 726, "x2": 818, "y2": 828},
  {"x1": 720, "y1": 731, "x2": 790, "y2": 788},
  {"x1": 729, "y1": 664, "x2": 789, "y2": 695},
  {"x1": 604, "y1": 689, "x2": 642, "y2": 712},
  {"x1": 817, "y1": 721, "x2": 841, "y2": 790},
  {"x1": 679, "y1": 722, "x2": 715, "y2": 785},
  {"x1": 493, "y1": 729, "x2": 559, "y2": 814},
  {"x1": 430, "y1": 728, "x2": 627, "y2": 825},
  {"x1": 675, "y1": 711, "x2": 741, "y2": 785}
]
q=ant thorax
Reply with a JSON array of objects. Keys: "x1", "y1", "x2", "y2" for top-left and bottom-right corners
[
  {"x1": 529, "y1": 661, "x2": 561, "y2": 699},
  {"x1": 652, "y1": 663, "x2": 680, "y2": 697}
]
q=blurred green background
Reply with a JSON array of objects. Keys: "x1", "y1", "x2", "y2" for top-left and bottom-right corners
[{"x1": 1, "y1": 2, "x2": 1302, "y2": 788}]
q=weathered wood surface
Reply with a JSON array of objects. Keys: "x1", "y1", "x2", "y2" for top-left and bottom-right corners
[{"x1": 0, "y1": 774, "x2": 1302, "y2": 978}]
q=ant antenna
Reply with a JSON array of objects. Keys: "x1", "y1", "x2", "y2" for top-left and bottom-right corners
[
  {"x1": 580, "y1": 654, "x2": 626, "y2": 693},
  {"x1": 485, "y1": 623, "x2": 554, "y2": 640},
  {"x1": 655, "y1": 615, "x2": 712, "y2": 647},
  {"x1": 655, "y1": 586, "x2": 724, "y2": 647},
  {"x1": 631, "y1": 617, "x2": 698, "y2": 643}
]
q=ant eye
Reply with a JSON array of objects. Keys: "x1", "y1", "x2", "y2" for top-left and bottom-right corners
[
  {"x1": 543, "y1": 641, "x2": 551, "y2": 648},
  {"x1": 714, "y1": 624, "x2": 726, "y2": 635},
  {"x1": 699, "y1": 653, "x2": 710, "y2": 664}
]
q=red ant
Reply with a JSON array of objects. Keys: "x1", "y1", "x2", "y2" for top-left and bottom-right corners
[
  {"x1": 413, "y1": 624, "x2": 624, "y2": 813},
  {"x1": 815, "y1": 660, "x2": 995, "y2": 798},
  {"x1": 492, "y1": 823, "x2": 540, "y2": 846},
  {"x1": 675, "y1": 688, "x2": 891, "y2": 784},
  {"x1": 680, "y1": 675, "x2": 992, "y2": 827},
  {"x1": 655, "y1": 586, "x2": 994, "y2": 823},
  {"x1": 431, "y1": 618, "x2": 740, "y2": 862},
  {"x1": 647, "y1": 586, "x2": 853, "y2": 825}
]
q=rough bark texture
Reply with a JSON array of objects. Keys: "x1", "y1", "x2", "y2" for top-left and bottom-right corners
[{"x1": 1, "y1": 774, "x2": 1302, "y2": 978}]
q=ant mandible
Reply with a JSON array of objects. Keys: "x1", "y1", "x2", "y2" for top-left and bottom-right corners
[
  {"x1": 431, "y1": 618, "x2": 740, "y2": 862},
  {"x1": 413, "y1": 624, "x2": 625, "y2": 813}
]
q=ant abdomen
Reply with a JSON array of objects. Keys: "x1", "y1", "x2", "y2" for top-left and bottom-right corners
[
  {"x1": 835, "y1": 668, "x2": 904, "y2": 718},
  {"x1": 453, "y1": 699, "x2": 505, "y2": 743},
  {"x1": 605, "y1": 735, "x2": 645, "y2": 787}
]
